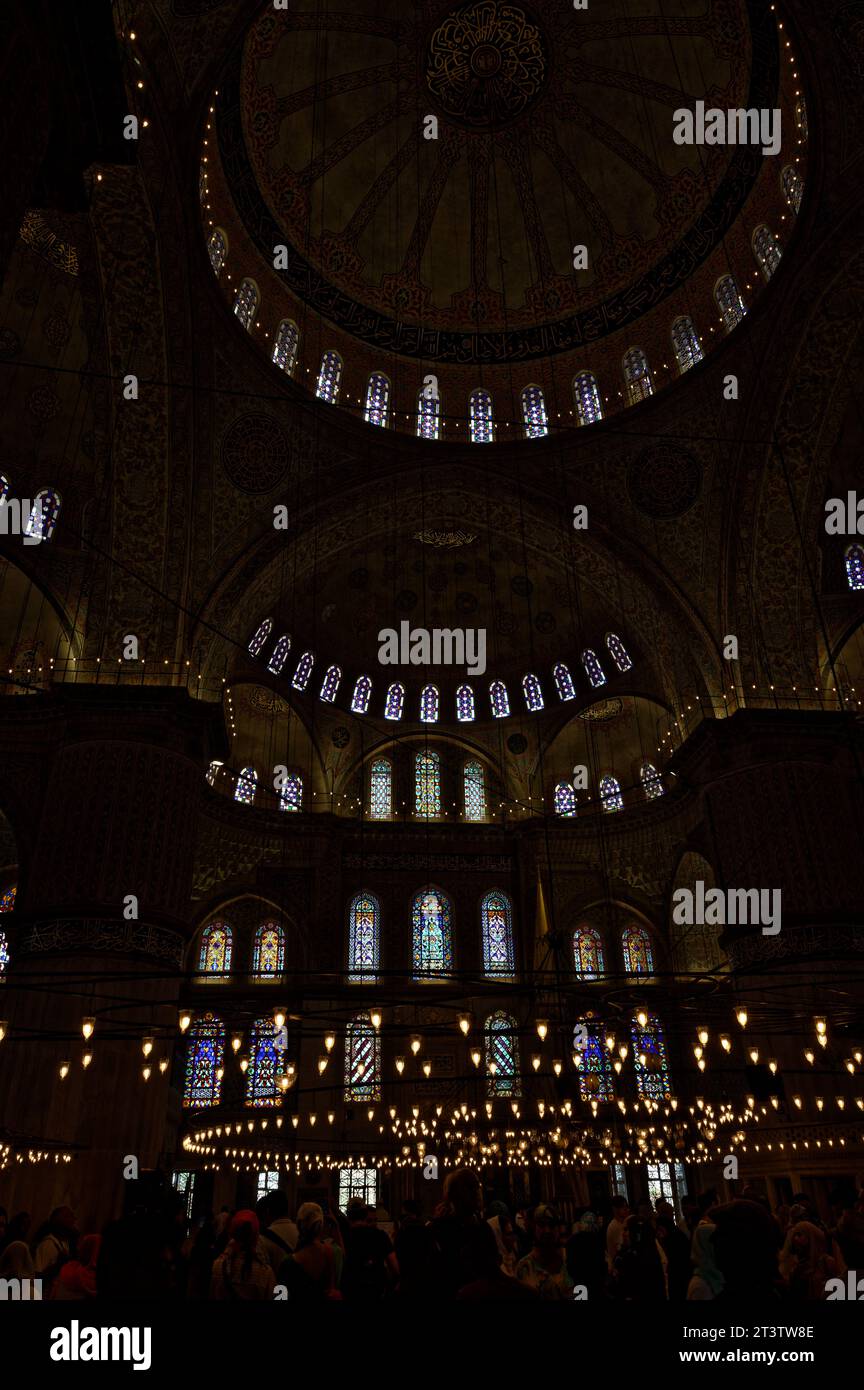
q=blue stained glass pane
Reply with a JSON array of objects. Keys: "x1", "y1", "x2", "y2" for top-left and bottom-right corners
[
  {"x1": 582, "y1": 649, "x2": 606, "y2": 688},
  {"x1": 555, "y1": 782, "x2": 576, "y2": 817},
  {"x1": 464, "y1": 760, "x2": 486, "y2": 820},
  {"x1": 364, "y1": 373, "x2": 390, "y2": 427},
  {"x1": 456, "y1": 684, "x2": 475, "y2": 721},
  {"x1": 208, "y1": 229, "x2": 227, "y2": 275},
  {"x1": 640, "y1": 763, "x2": 664, "y2": 800},
  {"x1": 351, "y1": 675, "x2": 372, "y2": 713},
  {"x1": 345, "y1": 1014, "x2": 380, "y2": 1101},
  {"x1": 412, "y1": 889, "x2": 452, "y2": 976},
  {"x1": 183, "y1": 1014, "x2": 224, "y2": 1107},
  {"x1": 384, "y1": 683, "x2": 404, "y2": 720},
  {"x1": 753, "y1": 225, "x2": 782, "y2": 281},
  {"x1": 573, "y1": 926, "x2": 604, "y2": 980},
  {"x1": 846, "y1": 546, "x2": 864, "y2": 590},
  {"x1": 605, "y1": 633, "x2": 632, "y2": 673},
  {"x1": 522, "y1": 673, "x2": 544, "y2": 711},
  {"x1": 320, "y1": 665, "x2": 341, "y2": 703},
  {"x1": 553, "y1": 663, "x2": 576, "y2": 701},
  {"x1": 715, "y1": 275, "x2": 746, "y2": 331},
  {"x1": 420, "y1": 685, "x2": 439, "y2": 723},
  {"x1": 415, "y1": 751, "x2": 440, "y2": 817},
  {"x1": 622, "y1": 925, "x2": 654, "y2": 974},
  {"x1": 469, "y1": 389, "x2": 494, "y2": 443},
  {"x1": 316, "y1": 351, "x2": 342, "y2": 403},
  {"x1": 348, "y1": 893, "x2": 379, "y2": 981},
  {"x1": 490, "y1": 681, "x2": 510, "y2": 718},
  {"x1": 631, "y1": 1013, "x2": 671, "y2": 1101},
  {"x1": 0, "y1": 885, "x2": 17, "y2": 913},
  {"x1": 482, "y1": 891, "x2": 514, "y2": 976},
  {"x1": 252, "y1": 921, "x2": 285, "y2": 978},
  {"x1": 272, "y1": 319, "x2": 299, "y2": 374},
  {"x1": 623, "y1": 347, "x2": 653, "y2": 404},
  {"x1": 521, "y1": 385, "x2": 548, "y2": 439},
  {"x1": 292, "y1": 652, "x2": 314, "y2": 691},
  {"x1": 248, "y1": 618, "x2": 272, "y2": 657},
  {"x1": 247, "y1": 1017, "x2": 285, "y2": 1108},
  {"x1": 233, "y1": 279, "x2": 258, "y2": 330},
  {"x1": 573, "y1": 372, "x2": 603, "y2": 426},
  {"x1": 485, "y1": 1011, "x2": 520, "y2": 1097},
  {"x1": 671, "y1": 316, "x2": 703, "y2": 373},
  {"x1": 25, "y1": 489, "x2": 61, "y2": 541},
  {"x1": 198, "y1": 920, "x2": 233, "y2": 975},
  {"x1": 370, "y1": 759, "x2": 392, "y2": 819},
  {"x1": 234, "y1": 767, "x2": 257, "y2": 805},
  {"x1": 267, "y1": 634, "x2": 291, "y2": 674},
  {"x1": 417, "y1": 391, "x2": 440, "y2": 440},
  {"x1": 599, "y1": 775, "x2": 623, "y2": 813},
  {"x1": 574, "y1": 1020, "x2": 614, "y2": 1103},
  {"x1": 279, "y1": 772, "x2": 302, "y2": 812}
]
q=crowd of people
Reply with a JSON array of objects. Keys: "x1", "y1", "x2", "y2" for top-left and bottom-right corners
[{"x1": 1, "y1": 1177, "x2": 863, "y2": 1301}]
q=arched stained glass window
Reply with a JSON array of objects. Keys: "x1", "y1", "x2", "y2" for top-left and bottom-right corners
[
  {"x1": 456, "y1": 684, "x2": 475, "y2": 722},
  {"x1": 714, "y1": 275, "x2": 746, "y2": 331},
  {"x1": 344, "y1": 1013, "x2": 381, "y2": 1101},
  {"x1": 205, "y1": 760, "x2": 223, "y2": 787},
  {"x1": 846, "y1": 545, "x2": 864, "y2": 590},
  {"x1": 351, "y1": 674, "x2": 372, "y2": 713},
  {"x1": 490, "y1": 680, "x2": 510, "y2": 718},
  {"x1": 599, "y1": 774, "x2": 623, "y2": 813},
  {"x1": 0, "y1": 475, "x2": 9, "y2": 504},
  {"x1": 246, "y1": 1017, "x2": 285, "y2": 1107},
  {"x1": 316, "y1": 350, "x2": 342, "y2": 403},
  {"x1": 292, "y1": 652, "x2": 314, "y2": 691},
  {"x1": 197, "y1": 920, "x2": 233, "y2": 977},
  {"x1": 782, "y1": 165, "x2": 803, "y2": 214},
  {"x1": 623, "y1": 924, "x2": 654, "y2": 974},
  {"x1": 183, "y1": 1013, "x2": 225, "y2": 1107},
  {"x1": 248, "y1": 618, "x2": 272, "y2": 658},
  {"x1": 369, "y1": 758, "x2": 392, "y2": 819},
  {"x1": 522, "y1": 673, "x2": 544, "y2": 711},
  {"x1": 252, "y1": 921, "x2": 285, "y2": 980},
  {"x1": 233, "y1": 278, "x2": 259, "y2": 330},
  {"x1": 0, "y1": 885, "x2": 16, "y2": 913},
  {"x1": 0, "y1": 887, "x2": 12, "y2": 982},
  {"x1": 0, "y1": 929, "x2": 8, "y2": 981},
  {"x1": 553, "y1": 663, "x2": 576, "y2": 701},
  {"x1": 485, "y1": 1011, "x2": 520, "y2": 1097},
  {"x1": 463, "y1": 760, "x2": 486, "y2": 820},
  {"x1": 208, "y1": 228, "x2": 227, "y2": 275},
  {"x1": 605, "y1": 633, "x2": 632, "y2": 673},
  {"x1": 574, "y1": 1018, "x2": 615, "y2": 1104},
  {"x1": 573, "y1": 371, "x2": 603, "y2": 426},
  {"x1": 384, "y1": 682, "x2": 404, "y2": 720},
  {"x1": 582, "y1": 649, "x2": 606, "y2": 688},
  {"x1": 469, "y1": 388, "x2": 494, "y2": 443},
  {"x1": 320, "y1": 665, "x2": 341, "y2": 703},
  {"x1": 420, "y1": 685, "x2": 439, "y2": 723},
  {"x1": 364, "y1": 372, "x2": 390, "y2": 427},
  {"x1": 573, "y1": 925, "x2": 605, "y2": 980},
  {"x1": 753, "y1": 225, "x2": 782, "y2": 281},
  {"x1": 555, "y1": 782, "x2": 577, "y2": 817},
  {"x1": 348, "y1": 893, "x2": 379, "y2": 982},
  {"x1": 279, "y1": 772, "x2": 302, "y2": 812},
  {"x1": 671, "y1": 316, "x2": 703, "y2": 373},
  {"x1": 631, "y1": 1012, "x2": 671, "y2": 1101},
  {"x1": 25, "y1": 489, "x2": 61, "y2": 542},
  {"x1": 623, "y1": 347, "x2": 653, "y2": 404},
  {"x1": 412, "y1": 888, "x2": 452, "y2": 977},
  {"x1": 267, "y1": 634, "x2": 291, "y2": 675},
  {"x1": 521, "y1": 384, "x2": 548, "y2": 439},
  {"x1": 482, "y1": 892, "x2": 514, "y2": 977},
  {"x1": 234, "y1": 767, "x2": 257, "y2": 806},
  {"x1": 272, "y1": 319, "x2": 299, "y2": 375},
  {"x1": 640, "y1": 762, "x2": 664, "y2": 800},
  {"x1": 415, "y1": 751, "x2": 440, "y2": 817},
  {"x1": 417, "y1": 387, "x2": 441, "y2": 440}
]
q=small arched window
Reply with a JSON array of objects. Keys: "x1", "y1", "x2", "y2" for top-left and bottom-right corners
[
  {"x1": 412, "y1": 888, "x2": 452, "y2": 977},
  {"x1": 364, "y1": 372, "x2": 390, "y2": 427},
  {"x1": 0, "y1": 475, "x2": 9, "y2": 504},
  {"x1": 599, "y1": 775, "x2": 623, "y2": 813},
  {"x1": 25, "y1": 489, "x2": 61, "y2": 542},
  {"x1": 605, "y1": 633, "x2": 632, "y2": 673},
  {"x1": 248, "y1": 618, "x2": 273, "y2": 658},
  {"x1": 490, "y1": 680, "x2": 510, "y2": 718},
  {"x1": 573, "y1": 371, "x2": 603, "y2": 426},
  {"x1": 485, "y1": 1011, "x2": 520, "y2": 1097},
  {"x1": 671, "y1": 316, "x2": 703, "y2": 373},
  {"x1": 233, "y1": 278, "x2": 259, "y2": 330},
  {"x1": 573, "y1": 925, "x2": 605, "y2": 980},
  {"x1": 345, "y1": 1013, "x2": 381, "y2": 1101},
  {"x1": 521, "y1": 384, "x2": 548, "y2": 439},
  {"x1": 781, "y1": 166, "x2": 803, "y2": 215},
  {"x1": 463, "y1": 760, "x2": 486, "y2": 820},
  {"x1": 573, "y1": 1018, "x2": 614, "y2": 1103},
  {"x1": 272, "y1": 319, "x2": 299, "y2": 375},
  {"x1": 183, "y1": 1013, "x2": 225, "y2": 1108},
  {"x1": 522, "y1": 673, "x2": 544, "y2": 711},
  {"x1": 420, "y1": 685, "x2": 439, "y2": 723},
  {"x1": 714, "y1": 275, "x2": 746, "y2": 331},
  {"x1": 582, "y1": 649, "x2": 606, "y2": 688},
  {"x1": 845, "y1": 544, "x2": 864, "y2": 590},
  {"x1": 316, "y1": 350, "x2": 342, "y2": 404},
  {"x1": 198, "y1": 920, "x2": 233, "y2": 977},
  {"x1": 320, "y1": 665, "x2": 341, "y2": 703},
  {"x1": 631, "y1": 1012, "x2": 671, "y2": 1100},
  {"x1": 555, "y1": 781, "x2": 577, "y2": 817},
  {"x1": 0, "y1": 884, "x2": 16, "y2": 913},
  {"x1": 246, "y1": 1017, "x2": 285, "y2": 1108},
  {"x1": 482, "y1": 892, "x2": 514, "y2": 977},
  {"x1": 640, "y1": 762, "x2": 664, "y2": 800},
  {"x1": 415, "y1": 751, "x2": 441, "y2": 817},
  {"x1": 279, "y1": 772, "x2": 302, "y2": 812},
  {"x1": 351, "y1": 674, "x2": 372, "y2": 713},
  {"x1": 369, "y1": 758, "x2": 392, "y2": 819},
  {"x1": 0, "y1": 928, "x2": 8, "y2": 981},
  {"x1": 417, "y1": 385, "x2": 441, "y2": 441},
  {"x1": 267, "y1": 634, "x2": 291, "y2": 675},
  {"x1": 206, "y1": 760, "x2": 223, "y2": 787},
  {"x1": 795, "y1": 99, "x2": 808, "y2": 140},
  {"x1": 384, "y1": 682, "x2": 404, "y2": 720},
  {"x1": 292, "y1": 652, "x2": 314, "y2": 691},
  {"x1": 348, "y1": 893, "x2": 380, "y2": 982},
  {"x1": 456, "y1": 684, "x2": 475, "y2": 722},
  {"x1": 622, "y1": 347, "x2": 653, "y2": 404},
  {"x1": 622, "y1": 924, "x2": 654, "y2": 974},
  {"x1": 469, "y1": 388, "x2": 494, "y2": 443},
  {"x1": 753, "y1": 225, "x2": 782, "y2": 281},
  {"x1": 252, "y1": 921, "x2": 285, "y2": 980},
  {"x1": 208, "y1": 227, "x2": 227, "y2": 275},
  {"x1": 234, "y1": 767, "x2": 257, "y2": 805},
  {"x1": 553, "y1": 662, "x2": 576, "y2": 701}
]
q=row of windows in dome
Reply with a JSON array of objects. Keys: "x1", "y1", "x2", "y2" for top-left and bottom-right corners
[
  {"x1": 182, "y1": 1008, "x2": 670, "y2": 1107},
  {"x1": 0, "y1": 481, "x2": 61, "y2": 540},
  {"x1": 0, "y1": 884, "x2": 14, "y2": 980},
  {"x1": 555, "y1": 764, "x2": 664, "y2": 816}
]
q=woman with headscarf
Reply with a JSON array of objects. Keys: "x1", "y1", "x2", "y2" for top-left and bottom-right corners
[
  {"x1": 687, "y1": 1222, "x2": 725, "y2": 1300},
  {"x1": 278, "y1": 1203, "x2": 340, "y2": 1300},
  {"x1": 210, "y1": 1210, "x2": 274, "y2": 1300},
  {"x1": 0, "y1": 1240, "x2": 34, "y2": 1282},
  {"x1": 780, "y1": 1220, "x2": 842, "y2": 1301},
  {"x1": 52, "y1": 1234, "x2": 101, "y2": 1300}
]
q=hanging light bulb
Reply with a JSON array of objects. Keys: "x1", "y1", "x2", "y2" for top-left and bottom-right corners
[
  {"x1": 317, "y1": 1055, "x2": 328, "y2": 1075},
  {"x1": 82, "y1": 1017, "x2": 96, "y2": 1041},
  {"x1": 792, "y1": 1095, "x2": 802, "y2": 1109},
  {"x1": 239, "y1": 1056, "x2": 249, "y2": 1074},
  {"x1": 748, "y1": 1048, "x2": 759, "y2": 1065},
  {"x1": 735, "y1": 1008, "x2": 748, "y2": 1028},
  {"x1": 231, "y1": 1033, "x2": 242, "y2": 1054},
  {"x1": 553, "y1": 1059, "x2": 563, "y2": 1077},
  {"x1": 604, "y1": 1033, "x2": 616, "y2": 1052},
  {"x1": 158, "y1": 1057, "x2": 169, "y2": 1075},
  {"x1": 768, "y1": 1059, "x2": 778, "y2": 1074},
  {"x1": 142, "y1": 1065, "x2": 152, "y2": 1082},
  {"x1": 309, "y1": 1113, "x2": 317, "y2": 1126},
  {"x1": 142, "y1": 1036, "x2": 154, "y2": 1058},
  {"x1": 636, "y1": 1009, "x2": 648, "y2": 1029},
  {"x1": 395, "y1": 1056, "x2": 405, "y2": 1074},
  {"x1": 410, "y1": 1035, "x2": 422, "y2": 1056},
  {"x1": 422, "y1": 1061, "x2": 431, "y2": 1078},
  {"x1": 59, "y1": 1060, "x2": 70, "y2": 1080},
  {"x1": 369, "y1": 1007, "x2": 383, "y2": 1031},
  {"x1": 618, "y1": 1044, "x2": 628, "y2": 1061},
  {"x1": 697, "y1": 1027, "x2": 709, "y2": 1046},
  {"x1": 536, "y1": 1019, "x2": 549, "y2": 1041},
  {"x1": 178, "y1": 1008, "x2": 192, "y2": 1033},
  {"x1": 328, "y1": 1111, "x2": 335, "y2": 1125},
  {"x1": 719, "y1": 1034, "x2": 732, "y2": 1052},
  {"x1": 458, "y1": 1013, "x2": 472, "y2": 1036},
  {"x1": 693, "y1": 1045, "x2": 703, "y2": 1061},
  {"x1": 804, "y1": 1049, "x2": 815, "y2": 1065},
  {"x1": 274, "y1": 1009, "x2": 287, "y2": 1030},
  {"x1": 82, "y1": 1050, "x2": 93, "y2": 1069},
  {"x1": 324, "y1": 1032, "x2": 336, "y2": 1053},
  {"x1": 531, "y1": 1054, "x2": 541, "y2": 1072},
  {"x1": 470, "y1": 1049, "x2": 481, "y2": 1068},
  {"x1": 814, "y1": 1016, "x2": 827, "y2": 1038}
]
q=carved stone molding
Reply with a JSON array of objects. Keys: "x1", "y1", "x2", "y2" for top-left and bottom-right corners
[{"x1": 729, "y1": 922, "x2": 864, "y2": 970}]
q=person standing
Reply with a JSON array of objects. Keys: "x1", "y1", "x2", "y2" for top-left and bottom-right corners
[{"x1": 516, "y1": 1205, "x2": 575, "y2": 1300}]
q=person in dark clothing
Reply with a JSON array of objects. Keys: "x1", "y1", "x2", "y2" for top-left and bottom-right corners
[
  {"x1": 457, "y1": 1220, "x2": 539, "y2": 1301},
  {"x1": 655, "y1": 1213, "x2": 692, "y2": 1301},
  {"x1": 611, "y1": 1216, "x2": 666, "y2": 1301},
  {"x1": 394, "y1": 1205, "x2": 436, "y2": 1298},
  {"x1": 341, "y1": 1203, "x2": 397, "y2": 1300},
  {"x1": 566, "y1": 1211, "x2": 606, "y2": 1299},
  {"x1": 708, "y1": 1199, "x2": 783, "y2": 1302},
  {"x1": 430, "y1": 1168, "x2": 486, "y2": 1296}
]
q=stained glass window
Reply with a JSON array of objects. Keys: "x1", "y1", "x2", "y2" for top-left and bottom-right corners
[
  {"x1": 456, "y1": 684, "x2": 475, "y2": 722},
  {"x1": 183, "y1": 1013, "x2": 225, "y2": 1108},
  {"x1": 234, "y1": 766, "x2": 257, "y2": 805},
  {"x1": 782, "y1": 165, "x2": 803, "y2": 214},
  {"x1": 0, "y1": 930, "x2": 8, "y2": 981},
  {"x1": 485, "y1": 1012, "x2": 520, "y2": 1097},
  {"x1": 573, "y1": 372, "x2": 603, "y2": 426},
  {"x1": 267, "y1": 634, "x2": 291, "y2": 675},
  {"x1": 320, "y1": 665, "x2": 341, "y2": 703},
  {"x1": 348, "y1": 893, "x2": 379, "y2": 982},
  {"x1": 553, "y1": 662, "x2": 576, "y2": 701},
  {"x1": 555, "y1": 781, "x2": 577, "y2": 817},
  {"x1": 420, "y1": 685, "x2": 439, "y2": 723},
  {"x1": 469, "y1": 389, "x2": 494, "y2": 443},
  {"x1": 0, "y1": 885, "x2": 13, "y2": 975},
  {"x1": 412, "y1": 888, "x2": 452, "y2": 977},
  {"x1": 233, "y1": 278, "x2": 259, "y2": 330},
  {"x1": 345, "y1": 1013, "x2": 381, "y2": 1100},
  {"x1": 623, "y1": 347, "x2": 653, "y2": 404},
  {"x1": 316, "y1": 350, "x2": 342, "y2": 403},
  {"x1": 490, "y1": 680, "x2": 510, "y2": 718},
  {"x1": 417, "y1": 389, "x2": 441, "y2": 441},
  {"x1": 574, "y1": 1018, "x2": 614, "y2": 1103},
  {"x1": 246, "y1": 1017, "x2": 285, "y2": 1108},
  {"x1": 631, "y1": 1012, "x2": 671, "y2": 1101},
  {"x1": 370, "y1": 758, "x2": 392, "y2": 819},
  {"x1": 248, "y1": 618, "x2": 272, "y2": 658},
  {"x1": 795, "y1": 99, "x2": 808, "y2": 140},
  {"x1": 292, "y1": 652, "x2": 314, "y2": 691},
  {"x1": 640, "y1": 762, "x2": 664, "y2": 800},
  {"x1": 622, "y1": 924, "x2": 654, "y2": 974},
  {"x1": 272, "y1": 319, "x2": 299, "y2": 375},
  {"x1": 573, "y1": 925, "x2": 604, "y2": 980},
  {"x1": 384, "y1": 682, "x2": 404, "y2": 720},
  {"x1": 482, "y1": 892, "x2": 514, "y2": 977},
  {"x1": 252, "y1": 921, "x2": 285, "y2": 979},
  {"x1": 338, "y1": 1168, "x2": 377, "y2": 1212},
  {"x1": 25, "y1": 489, "x2": 61, "y2": 542},
  {"x1": 364, "y1": 373, "x2": 390, "y2": 427},
  {"x1": 205, "y1": 760, "x2": 222, "y2": 787},
  {"x1": 753, "y1": 225, "x2": 782, "y2": 281},
  {"x1": 600, "y1": 775, "x2": 623, "y2": 813},
  {"x1": 521, "y1": 384, "x2": 548, "y2": 439},
  {"x1": 463, "y1": 760, "x2": 486, "y2": 821},
  {"x1": 671, "y1": 316, "x2": 703, "y2": 373},
  {"x1": 415, "y1": 751, "x2": 440, "y2": 817},
  {"x1": 714, "y1": 275, "x2": 747, "y2": 331},
  {"x1": 605, "y1": 633, "x2": 632, "y2": 673},
  {"x1": 279, "y1": 772, "x2": 302, "y2": 812},
  {"x1": 0, "y1": 475, "x2": 8, "y2": 504},
  {"x1": 197, "y1": 920, "x2": 233, "y2": 977},
  {"x1": 351, "y1": 675, "x2": 372, "y2": 713},
  {"x1": 582, "y1": 649, "x2": 606, "y2": 688},
  {"x1": 0, "y1": 885, "x2": 16, "y2": 913},
  {"x1": 522, "y1": 673, "x2": 544, "y2": 711},
  {"x1": 207, "y1": 228, "x2": 227, "y2": 275},
  {"x1": 846, "y1": 545, "x2": 864, "y2": 590}
]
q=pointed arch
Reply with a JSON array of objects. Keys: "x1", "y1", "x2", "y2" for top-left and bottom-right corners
[
  {"x1": 640, "y1": 762, "x2": 664, "y2": 800},
  {"x1": 272, "y1": 318, "x2": 299, "y2": 374},
  {"x1": 605, "y1": 632, "x2": 632, "y2": 673},
  {"x1": 412, "y1": 887, "x2": 452, "y2": 977},
  {"x1": 384, "y1": 682, "x2": 404, "y2": 720},
  {"x1": 364, "y1": 372, "x2": 390, "y2": 427},
  {"x1": 482, "y1": 891, "x2": 514, "y2": 977},
  {"x1": 521, "y1": 384, "x2": 548, "y2": 438},
  {"x1": 753, "y1": 225, "x2": 782, "y2": 281},
  {"x1": 420, "y1": 684, "x2": 439, "y2": 723},
  {"x1": 316, "y1": 350, "x2": 342, "y2": 403},
  {"x1": 456, "y1": 684, "x2": 475, "y2": 721},
  {"x1": 246, "y1": 1017, "x2": 285, "y2": 1107},
  {"x1": 208, "y1": 227, "x2": 228, "y2": 275},
  {"x1": 573, "y1": 371, "x2": 603, "y2": 425},
  {"x1": 469, "y1": 388, "x2": 494, "y2": 443},
  {"x1": 485, "y1": 1011, "x2": 520, "y2": 1097},
  {"x1": 416, "y1": 386, "x2": 441, "y2": 440},
  {"x1": 573, "y1": 924, "x2": 605, "y2": 980},
  {"x1": 320, "y1": 664, "x2": 341, "y2": 703},
  {"x1": 351, "y1": 674, "x2": 372, "y2": 713},
  {"x1": 622, "y1": 346, "x2": 653, "y2": 404},
  {"x1": 489, "y1": 680, "x2": 510, "y2": 718},
  {"x1": 26, "y1": 489, "x2": 61, "y2": 541},
  {"x1": 845, "y1": 545, "x2": 864, "y2": 590},
  {"x1": 671, "y1": 316, "x2": 703, "y2": 373},
  {"x1": 553, "y1": 662, "x2": 576, "y2": 701},
  {"x1": 234, "y1": 767, "x2": 257, "y2": 805},
  {"x1": 522, "y1": 673, "x2": 544, "y2": 711},
  {"x1": 631, "y1": 1012, "x2": 671, "y2": 1100},
  {"x1": 622, "y1": 923, "x2": 654, "y2": 975},
  {"x1": 348, "y1": 893, "x2": 380, "y2": 982},
  {"x1": 267, "y1": 634, "x2": 291, "y2": 674},
  {"x1": 278, "y1": 772, "x2": 302, "y2": 812},
  {"x1": 555, "y1": 781, "x2": 577, "y2": 817},
  {"x1": 248, "y1": 618, "x2": 272, "y2": 658},
  {"x1": 292, "y1": 652, "x2": 314, "y2": 691},
  {"x1": 582, "y1": 649, "x2": 606, "y2": 688},
  {"x1": 463, "y1": 760, "x2": 486, "y2": 820},
  {"x1": 574, "y1": 1017, "x2": 614, "y2": 1103},
  {"x1": 252, "y1": 920, "x2": 285, "y2": 980},
  {"x1": 197, "y1": 920, "x2": 233, "y2": 978},
  {"x1": 599, "y1": 774, "x2": 623, "y2": 813},
  {"x1": 714, "y1": 274, "x2": 746, "y2": 331},
  {"x1": 369, "y1": 757, "x2": 392, "y2": 819},
  {"x1": 345, "y1": 1013, "x2": 381, "y2": 1100},
  {"x1": 183, "y1": 1013, "x2": 225, "y2": 1107},
  {"x1": 415, "y1": 750, "x2": 440, "y2": 817},
  {"x1": 781, "y1": 165, "x2": 803, "y2": 214},
  {"x1": 233, "y1": 277, "x2": 259, "y2": 329}
]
